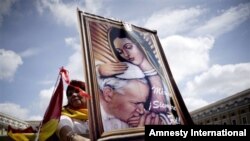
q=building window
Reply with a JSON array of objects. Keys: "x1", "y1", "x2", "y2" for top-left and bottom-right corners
[
  {"x1": 207, "y1": 120, "x2": 210, "y2": 123},
  {"x1": 241, "y1": 110, "x2": 246, "y2": 114},
  {"x1": 242, "y1": 117, "x2": 247, "y2": 125},
  {"x1": 217, "y1": 108, "x2": 220, "y2": 112},
  {"x1": 232, "y1": 120, "x2": 236, "y2": 125},
  {"x1": 234, "y1": 101, "x2": 238, "y2": 106}
]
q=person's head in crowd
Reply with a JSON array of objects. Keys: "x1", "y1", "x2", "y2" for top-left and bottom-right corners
[{"x1": 66, "y1": 80, "x2": 87, "y2": 109}]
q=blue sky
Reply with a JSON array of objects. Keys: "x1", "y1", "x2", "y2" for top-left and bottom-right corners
[{"x1": 0, "y1": 0, "x2": 250, "y2": 121}]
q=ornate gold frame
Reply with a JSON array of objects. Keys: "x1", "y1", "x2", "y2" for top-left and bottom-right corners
[{"x1": 77, "y1": 10, "x2": 193, "y2": 141}]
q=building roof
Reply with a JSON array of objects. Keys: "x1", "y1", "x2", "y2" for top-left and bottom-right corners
[{"x1": 190, "y1": 88, "x2": 250, "y2": 115}]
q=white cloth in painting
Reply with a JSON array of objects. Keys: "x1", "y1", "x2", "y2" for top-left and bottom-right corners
[
  {"x1": 100, "y1": 104, "x2": 129, "y2": 132},
  {"x1": 96, "y1": 62, "x2": 146, "y2": 90}
]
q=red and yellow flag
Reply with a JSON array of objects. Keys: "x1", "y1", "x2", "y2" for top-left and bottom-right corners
[
  {"x1": 8, "y1": 67, "x2": 90, "y2": 140},
  {"x1": 38, "y1": 75, "x2": 63, "y2": 141},
  {"x1": 8, "y1": 68, "x2": 64, "y2": 141}
]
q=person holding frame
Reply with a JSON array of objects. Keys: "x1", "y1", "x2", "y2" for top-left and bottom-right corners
[{"x1": 96, "y1": 26, "x2": 180, "y2": 126}]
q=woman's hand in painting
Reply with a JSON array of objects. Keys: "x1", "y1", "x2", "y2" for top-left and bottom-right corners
[{"x1": 98, "y1": 62, "x2": 128, "y2": 77}]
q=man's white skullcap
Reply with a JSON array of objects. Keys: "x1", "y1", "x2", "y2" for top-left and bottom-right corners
[
  {"x1": 116, "y1": 62, "x2": 145, "y2": 79},
  {"x1": 98, "y1": 62, "x2": 145, "y2": 90}
]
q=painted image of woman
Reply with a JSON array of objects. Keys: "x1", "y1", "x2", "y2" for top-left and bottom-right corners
[{"x1": 96, "y1": 26, "x2": 179, "y2": 125}]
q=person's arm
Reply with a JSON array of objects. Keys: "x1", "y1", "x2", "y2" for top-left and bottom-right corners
[
  {"x1": 97, "y1": 62, "x2": 128, "y2": 77},
  {"x1": 58, "y1": 126, "x2": 89, "y2": 141},
  {"x1": 58, "y1": 125, "x2": 73, "y2": 141},
  {"x1": 57, "y1": 115, "x2": 90, "y2": 141}
]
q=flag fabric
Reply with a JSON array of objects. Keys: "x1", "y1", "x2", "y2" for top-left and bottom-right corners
[
  {"x1": 38, "y1": 75, "x2": 63, "y2": 141},
  {"x1": 8, "y1": 68, "x2": 64, "y2": 141},
  {"x1": 8, "y1": 67, "x2": 90, "y2": 140},
  {"x1": 61, "y1": 107, "x2": 88, "y2": 120},
  {"x1": 7, "y1": 126, "x2": 37, "y2": 141}
]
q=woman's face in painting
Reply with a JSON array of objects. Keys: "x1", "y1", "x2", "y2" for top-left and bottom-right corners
[{"x1": 113, "y1": 38, "x2": 145, "y2": 65}]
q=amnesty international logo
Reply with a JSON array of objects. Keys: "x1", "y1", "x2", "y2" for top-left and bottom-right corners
[{"x1": 146, "y1": 125, "x2": 249, "y2": 140}]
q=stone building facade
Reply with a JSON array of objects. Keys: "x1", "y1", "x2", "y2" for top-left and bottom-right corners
[
  {"x1": 0, "y1": 112, "x2": 31, "y2": 136},
  {"x1": 190, "y1": 88, "x2": 250, "y2": 125},
  {"x1": 0, "y1": 112, "x2": 40, "y2": 137}
]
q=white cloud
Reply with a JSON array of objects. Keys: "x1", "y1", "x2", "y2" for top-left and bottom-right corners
[
  {"x1": 144, "y1": 3, "x2": 250, "y2": 38},
  {"x1": 0, "y1": 85, "x2": 68, "y2": 121},
  {"x1": 184, "y1": 97, "x2": 209, "y2": 112},
  {"x1": 36, "y1": 0, "x2": 103, "y2": 27},
  {"x1": 0, "y1": 103, "x2": 30, "y2": 120},
  {"x1": 12, "y1": 79, "x2": 69, "y2": 121},
  {"x1": 143, "y1": 3, "x2": 250, "y2": 113},
  {"x1": 0, "y1": 0, "x2": 17, "y2": 27},
  {"x1": 84, "y1": 0, "x2": 103, "y2": 14},
  {"x1": 38, "y1": 80, "x2": 55, "y2": 85},
  {"x1": 38, "y1": 86, "x2": 67, "y2": 114},
  {"x1": 36, "y1": 0, "x2": 78, "y2": 27},
  {"x1": 20, "y1": 48, "x2": 40, "y2": 58},
  {"x1": 65, "y1": 37, "x2": 85, "y2": 81},
  {"x1": 65, "y1": 37, "x2": 80, "y2": 50},
  {"x1": 183, "y1": 63, "x2": 250, "y2": 111},
  {"x1": 144, "y1": 7, "x2": 205, "y2": 37},
  {"x1": 193, "y1": 3, "x2": 250, "y2": 37},
  {"x1": 29, "y1": 37, "x2": 84, "y2": 120},
  {"x1": 0, "y1": 49, "x2": 23, "y2": 80},
  {"x1": 161, "y1": 35, "x2": 214, "y2": 82},
  {"x1": 39, "y1": 86, "x2": 55, "y2": 114},
  {"x1": 0, "y1": 103, "x2": 43, "y2": 121}
]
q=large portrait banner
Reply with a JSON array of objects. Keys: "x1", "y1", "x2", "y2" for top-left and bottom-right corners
[{"x1": 77, "y1": 10, "x2": 193, "y2": 141}]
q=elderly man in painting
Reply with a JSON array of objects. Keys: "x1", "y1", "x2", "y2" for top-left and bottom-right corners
[{"x1": 97, "y1": 63, "x2": 174, "y2": 132}]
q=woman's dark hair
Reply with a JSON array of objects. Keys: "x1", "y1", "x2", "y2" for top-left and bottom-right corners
[
  {"x1": 108, "y1": 27, "x2": 142, "y2": 62},
  {"x1": 66, "y1": 80, "x2": 85, "y2": 97}
]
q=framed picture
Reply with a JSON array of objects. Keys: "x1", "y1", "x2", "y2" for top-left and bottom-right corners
[{"x1": 77, "y1": 10, "x2": 193, "y2": 141}]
